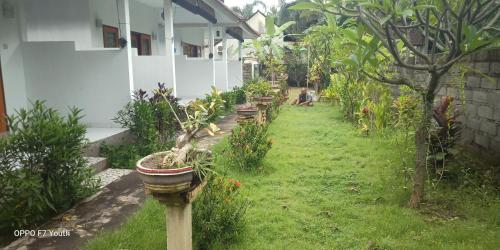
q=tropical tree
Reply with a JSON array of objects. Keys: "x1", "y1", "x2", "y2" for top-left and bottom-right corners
[
  {"x1": 231, "y1": 0, "x2": 267, "y2": 19},
  {"x1": 293, "y1": 0, "x2": 500, "y2": 208},
  {"x1": 246, "y1": 16, "x2": 296, "y2": 84}
]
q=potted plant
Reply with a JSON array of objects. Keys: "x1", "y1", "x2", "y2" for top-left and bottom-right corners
[
  {"x1": 136, "y1": 87, "x2": 222, "y2": 195},
  {"x1": 245, "y1": 79, "x2": 275, "y2": 105}
]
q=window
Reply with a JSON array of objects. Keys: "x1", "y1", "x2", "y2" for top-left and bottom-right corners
[
  {"x1": 182, "y1": 42, "x2": 202, "y2": 58},
  {"x1": 131, "y1": 32, "x2": 152, "y2": 56},
  {"x1": 103, "y1": 25, "x2": 119, "y2": 48}
]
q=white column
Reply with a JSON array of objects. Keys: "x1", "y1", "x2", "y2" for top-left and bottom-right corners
[
  {"x1": 222, "y1": 31, "x2": 229, "y2": 91},
  {"x1": 117, "y1": 0, "x2": 134, "y2": 97},
  {"x1": 208, "y1": 23, "x2": 215, "y2": 87},
  {"x1": 164, "y1": 0, "x2": 177, "y2": 97},
  {"x1": 238, "y1": 40, "x2": 243, "y2": 86}
]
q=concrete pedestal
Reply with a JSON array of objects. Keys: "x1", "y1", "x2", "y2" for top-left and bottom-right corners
[{"x1": 166, "y1": 202, "x2": 192, "y2": 250}]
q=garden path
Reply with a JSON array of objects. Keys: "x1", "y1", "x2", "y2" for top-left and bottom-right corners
[{"x1": 4, "y1": 112, "x2": 239, "y2": 250}]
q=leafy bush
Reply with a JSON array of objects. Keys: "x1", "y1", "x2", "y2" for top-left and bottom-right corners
[
  {"x1": 100, "y1": 143, "x2": 139, "y2": 169},
  {"x1": 357, "y1": 84, "x2": 393, "y2": 134},
  {"x1": 244, "y1": 78, "x2": 274, "y2": 98},
  {"x1": 113, "y1": 84, "x2": 180, "y2": 158},
  {"x1": 232, "y1": 86, "x2": 246, "y2": 104},
  {"x1": 190, "y1": 86, "x2": 226, "y2": 124},
  {"x1": 193, "y1": 176, "x2": 249, "y2": 249},
  {"x1": 0, "y1": 101, "x2": 98, "y2": 232},
  {"x1": 220, "y1": 91, "x2": 236, "y2": 112},
  {"x1": 227, "y1": 121, "x2": 272, "y2": 170}
]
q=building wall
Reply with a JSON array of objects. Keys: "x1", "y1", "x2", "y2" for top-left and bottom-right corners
[
  {"x1": 228, "y1": 60, "x2": 243, "y2": 89},
  {"x1": 22, "y1": 42, "x2": 131, "y2": 127},
  {"x1": 407, "y1": 50, "x2": 500, "y2": 156},
  {"x1": 21, "y1": 0, "x2": 93, "y2": 49},
  {"x1": 214, "y1": 60, "x2": 228, "y2": 91},
  {"x1": 89, "y1": 0, "x2": 165, "y2": 55},
  {"x1": 175, "y1": 55, "x2": 214, "y2": 98},
  {"x1": 0, "y1": 0, "x2": 28, "y2": 114},
  {"x1": 133, "y1": 55, "x2": 174, "y2": 93}
]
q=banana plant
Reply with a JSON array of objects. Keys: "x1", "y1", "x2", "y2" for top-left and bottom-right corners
[{"x1": 245, "y1": 16, "x2": 295, "y2": 84}]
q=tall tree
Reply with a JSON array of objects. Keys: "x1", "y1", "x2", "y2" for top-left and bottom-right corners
[
  {"x1": 293, "y1": 0, "x2": 500, "y2": 208},
  {"x1": 231, "y1": 0, "x2": 268, "y2": 19}
]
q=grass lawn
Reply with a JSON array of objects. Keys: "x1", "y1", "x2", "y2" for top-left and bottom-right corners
[{"x1": 84, "y1": 98, "x2": 500, "y2": 250}]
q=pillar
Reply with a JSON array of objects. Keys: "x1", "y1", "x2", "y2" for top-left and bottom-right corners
[
  {"x1": 117, "y1": 0, "x2": 134, "y2": 96},
  {"x1": 222, "y1": 30, "x2": 229, "y2": 91},
  {"x1": 164, "y1": 0, "x2": 177, "y2": 97},
  {"x1": 166, "y1": 202, "x2": 192, "y2": 250},
  {"x1": 208, "y1": 23, "x2": 215, "y2": 86}
]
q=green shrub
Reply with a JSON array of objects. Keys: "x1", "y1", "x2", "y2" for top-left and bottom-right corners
[
  {"x1": 227, "y1": 121, "x2": 272, "y2": 170},
  {"x1": 113, "y1": 84, "x2": 180, "y2": 158},
  {"x1": 244, "y1": 78, "x2": 274, "y2": 98},
  {"x1": 232, "y1": 86, "x2": 246, "y2": 104},
  {"x1": 0, "y1": 101, "x2": 98, "y2": 232},
  {"x1": 100, "y1": 143, "x2": 139, "y2": 169},
  {"x1": 220, "y1": 91, "x2": 236, "y2": 112},
  {"x1": 193, "y1": 176, "x2": 249, "y2": 249}
]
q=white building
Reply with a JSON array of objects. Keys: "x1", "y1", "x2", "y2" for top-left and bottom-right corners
[{"x1": 0, "y1": 0, "x2": 258, "y2": 134}]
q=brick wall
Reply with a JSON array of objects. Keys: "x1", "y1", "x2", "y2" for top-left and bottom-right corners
[{"x1": 407, "y1": 49, "x2": 500, "y2": 157}]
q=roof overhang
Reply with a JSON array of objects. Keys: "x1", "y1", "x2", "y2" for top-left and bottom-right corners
[
  {"x1": 172, "y1": 0, "x2": 217, "y2": 24},
  {"x1": 203, "y1": 0, "x2": 259, "y2": 39}
]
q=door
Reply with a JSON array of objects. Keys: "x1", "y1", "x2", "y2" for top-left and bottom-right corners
[{"x1": 0, "y1": 62, "x2": 7, "y2": 133}]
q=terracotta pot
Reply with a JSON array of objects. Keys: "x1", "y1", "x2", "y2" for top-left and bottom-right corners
[
  {"x1": 136, "y1": 151, "x2": 193, "y2": 194},
  {"x1": 236, "y1": 107, "x2": 258, "y2": 116}
]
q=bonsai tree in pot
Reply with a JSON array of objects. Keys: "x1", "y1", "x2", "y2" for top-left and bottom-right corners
[
  {"x1": 136, "y1": 87, "x2": 223, "y2": 195},
  {"x1": 245, "y1": 79, "x2": 276, "y2": 105}
]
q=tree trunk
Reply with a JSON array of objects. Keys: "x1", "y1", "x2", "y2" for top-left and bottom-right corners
[{"x1": 409, "y1": 73, "x2": 439, "y2": 208}]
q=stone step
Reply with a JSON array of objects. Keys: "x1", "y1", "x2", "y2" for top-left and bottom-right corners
[
  {"x1": 85, "y1": 157, "x2": 108, "y2": 175},
  {"x1": 83, "y1": 129, "x2": 131, "y2": 157}
]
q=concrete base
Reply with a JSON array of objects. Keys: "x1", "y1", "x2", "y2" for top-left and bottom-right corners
[{"x1": 166, "y1": 202, "x2": 193, "y2": 250}]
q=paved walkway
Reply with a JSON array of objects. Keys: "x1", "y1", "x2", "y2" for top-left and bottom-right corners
[{"x1": 4, "y1": 113, "x2": 238, "y2": 250}]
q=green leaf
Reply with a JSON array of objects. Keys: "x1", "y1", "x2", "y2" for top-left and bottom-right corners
[{"x1": 265, "y1": 15, "x2": 276, "y2": 36}]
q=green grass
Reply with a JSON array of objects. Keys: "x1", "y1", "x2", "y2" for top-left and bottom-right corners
[{"x1": 84, "y1": 100, "x2": 500, "y2": 250}]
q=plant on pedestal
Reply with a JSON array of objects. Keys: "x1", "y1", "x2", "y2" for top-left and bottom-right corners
[{"x1": 136, "y1": 86, "x2": 224, "y2": 194}]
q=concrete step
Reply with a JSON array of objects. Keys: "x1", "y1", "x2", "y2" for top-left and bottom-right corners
[
  {"x1": 83, "y1": 128, "x2": 131, "y2": 157},
  {"x1": 85, "y1": 157, "x2": 108, "y2": 175}
]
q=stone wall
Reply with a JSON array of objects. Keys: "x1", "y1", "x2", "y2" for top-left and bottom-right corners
[
  {"x1": 408, "y1": 49, "x2": 500, "y2": 158},
  {"x1": 243, "y1": 63, "x2": 253, "y2": 82}
]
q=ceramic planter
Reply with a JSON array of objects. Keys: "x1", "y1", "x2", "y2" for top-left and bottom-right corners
[{"x1": 136, "y1": 151, "x2": 193, "y2": 194}]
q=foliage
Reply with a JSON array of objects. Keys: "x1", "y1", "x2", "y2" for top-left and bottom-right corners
[
  {"x1": 0, "y1": 101, "x2": 97, "y2": 233},
  {"x1": 244, "y1": 78, "x2": 274, "y2": 98},
  {"x1": 114, "y1": 84, "x2": 180, "y2": 156},
  {"x1": 100, "y1": 143, "x2": 139, "y2": 169},
  {"x1": 232, "y1": 86, "x2": 247, "y2": 105},
  {"x1": 357, "y1": 84, "x2": 393, "y2": 134},
  {"x1": 179, "y1": 86, "x2": 224, "y2": 136},
  {"x1": 293, "y1": 0, "x2": 500, "y2": 207},
  {"x1": 284, "y1": 45, "x2": 308, "y2": 86},
  {"x1": 245, "y1": 16, "x2": 295, "y2": 83},
  {"x1": 84, "y1": 102, "x2": 500, "y2": 250},
  {"x1": 185, "y1": 150, "x2": 215, "y2": 182},
  {"x1": 227, "y1": 121, "x2": 272, "y2": 170},
  {"x1": 193, "y1": 176, "x2": 249, "y2": 250}
]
